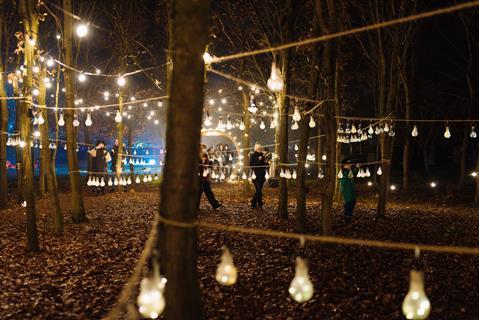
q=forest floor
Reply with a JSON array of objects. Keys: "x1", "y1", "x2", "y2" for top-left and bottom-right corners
[{"x1": 1, "y1": 183, "x2": 479, "y2": 319}]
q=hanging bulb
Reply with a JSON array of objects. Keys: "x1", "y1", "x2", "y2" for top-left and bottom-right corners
[
  {"x1": 203, "y1": 168, "x2": 209, "y2": 177},
  {"x1": 337, "y1": 170, "x2": 343, "y2": 179},
  {"x1": 117, "y1": 76, "x2": 126, "y2": 87},
  {"x1": 270, "y1": 119, "x2": 277, "y2": 129},
  {"x1": 365, "y1": 167, "x2": 371, "y2": 177},
  {"x1": 411, "y1": 125, "x2": 418, "y2": 137},
  {"x1": 294, "y1": 144, "x2": 299, "y2": 151},
  {"x1": 203, "y1": 115, "x2": 211, "y2": 127},
  {"x1": 444, "y1": 125, "x2": 451, "y2": 139},
  {"x1": 260, "y1": 119, "x2": 266, "y2": 130},
  {"x1": 136, "y1": 176, "x2": 141, "y2": 184},
  {"x1": 226, "y1": 116, "x2": 233, "y2": 130},
  {"x1": 87, "y1": 176, "x2": 92, "y2": 186},
  {"x1": 265, "y1": 171, "x2": 270, "y2": 180},
  {"x1": 115, "y1": 110, "x2": 122, "y2": 123},
  {"x1": 100, "y1": 177, "x2": 105, "y2": 187},
  {"x1": 292, "y1": 107, "x2": 301, "y2": 122},
  {"x1": 285, "y1": 169, "x2": 292, "y2": 179},
  {"x1": 239, "y1": 120, "x2": 245, "y2": 131},
  {"x1": 289, "y1": 257, "x2": 314, "y2": 303},
  {"x1": 56, "y1": 112, "x2": 64, "y2": 126},
  {"x1": 127, "y1": 176, "x2": 132, "y2": 185},
  {"x1": 348, "y1": 170, "x2": 353, "y2": 179},
  {"x1": 241, "y1": 172, "x2": 247, "y2": 180},
  {"x1": 267, "y1": 62, "x2": 284, "y2": 92},
  {"x1": 78, "y1": 72, "x2": 87, "y2": 82},
  {"x1": 107, "y1": 178, "x2": 113, "y2": 186},
  {"x1": 38, "y1": 113, "x2": 45, "y2": 125},
  {"x1": 351, "y1": 124, "x2": 357, "y2": 134},
  {"x1": 309, "y1": 116, "x2": 316, "y2": 128},
  {"x1": 368, "y1": 126, "x2": 374, "y2": 135},
  {"x1": 292, "y1": 170, "x2": 297, "y2": 180},
  {"x1": 85, "y1": 113, "x2": 92, "y2": 127},
  {"x1": 137, "y1": 273, "x2": 166, "y2": 319},
  {"x1": 291, "y1": 121, "x2": 299, "y2": 130},
  {"x1": 377, "y1": 166, "x2": 382, "y2": 176},
  {"x1": 470, "y1": 125, "x2": 477, "y2": 139},
  {"x1": 280, "y1": 168, "x2": 285, "y2": 178},
  {"x1": 73, "y1": 117, "x2": 80, "y2": 127},
  {"x1": 251, "y1": 171, "x2": 256, "y2": 180},
  {"x1": 75, "y1": 23, "x2": 88, "y2": 38},
  {"x1": 215, "y1": 246, "x2": 238, "y2": 286},
  {"x1": 402, "y1": 270, "x2": 431, "y2": 320}
]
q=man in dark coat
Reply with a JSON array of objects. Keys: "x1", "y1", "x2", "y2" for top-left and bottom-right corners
[
  {"x1": 198, "y1": 150, "x2": 222, "y2": 210},
  {"x1": 88, "y1": 140, "x2": 111, "y2": 196},
  {"x1": 110, "y1": 139, "x2": 119, "y2": 173},
  {"x1": 250, "y1": 142, "x2": 268, "y2": 209}
]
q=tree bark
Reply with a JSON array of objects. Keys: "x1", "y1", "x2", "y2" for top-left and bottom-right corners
[
  {"x1": 39, "y1": 68, "x2": 63, "y2": 234},
  {"x1": 128, "y1": 123, "x2": 134, "y2": 188},
  {"x1": 19, "y1": 0, "x2": 40, "y2": 252},
  {"x1": 241, "y1": 92, "x2": 251, "y2": 195},
  {"x1": 0, "y1": 3, "x2": 8, "y2": 209},
  {"x1": 63, "y1": 0, "x2": 86, "y2": 222},
  {"x1": 402, "y1": 140, "x2": 410, "y2": 191},
  {"x1": 158, "y1": 0, "x2": 210, "y2": 318},
  {"x1": 116, "y1": 93, "x2": 124, "y2": 178}
]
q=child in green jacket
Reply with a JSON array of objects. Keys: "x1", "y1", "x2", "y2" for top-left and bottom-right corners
[{"x1": 340, "y1": 159, "x2": 358, "y2": 224}]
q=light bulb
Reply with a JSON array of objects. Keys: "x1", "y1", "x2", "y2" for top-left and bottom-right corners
[
  {"x1": 203, "y1": 52, "x2": 214, "y2": 64},
  {"x1": 117, "y1": 76, "x2": 126, "y2": 87},
  {"x1": 285, "y1": 169, "x2": 292, "y2": 179},
  {"x1": 337, "y1": 170, "x2": 343, "y2": 178},
  {"x1": 136, "y1": 176, "x2": 140, "y2": 184},
  {"x1": 242, "y1": 172, "x2": 247, "y2": 180},
  {"x1": 33, "y1": 130, "x2": 41, "y2": 138},
  {"x1": 58, "y1": 114, "x2": 65, "y2": 126},
  {"x1": 377, "y1": 166, "x2": 382, "y2": 176},
  {"x1": 270, "y1": 120, "x2": 277, "y2": 129},
  {"x1": 215, "y1": 247, "x2": 237, "y2": 286},
  {"x1": 292, "y1": 170, "x2": 297, "y2": 180},
  {"x1": 289, "y1": 257, "x2": 314, "y2": 303},
  {"x1": 267, "y1": 62, "x2": 284, "y2": 92},
  {"x1": 265, "y1": 171, "x2": 270, "y2": 180},
  {"x1": 73, "y1": 118, "x2": 80, "y2": 127},
  {"x1": 85, "y1": 113, "x2": 92, "y2": 126},
  {"x1": 76, "y1": 23, "x2": 88, "y2": 38},
  {"x1": 38, "y1": 113, "x2": 45, "y2": 125},
  {"x1": 444, "y1": 126, "x2": 451, "y2": 139},
  {"x1": 411, "y1": 125, "x2": 418, "y2": 137},
  {"x1": 368, "y1": 126, "x2": 374, "y2": 135},
  {"x1": 78, "y1": 73, "x2": 86, "y2": 82},
  {"x1": 251, "y1": 171, "x2": 256, "y2": 180},
  {"x1": 309, "y1": 116, "x2": 316, "y2": 128},
  {"x1": 292, "y1": 107, "x2": 301, "y2": 122},
  {"x1": 260, "y1": 120, "x2": 266, "y2": 130},
  {"x1": 239, "y1": 121, "x2": 245, "y2": 131},
  {"x1": 204, "y1": 116, "x2": 212, "y2": 127},
  {"x1": 32, "y1": 88, "x2": 40, "y2": 96},
  {"x1": 291, "y1": 121, "x2": 299, "y2": 130},
  {"x1": 470, "y1": 126, "x2": 477, "y2": 139},
  {"x1": 137, "y1": 275, "x2": 166, "y2": 319},
  {"x1": 32, "y1": 66, "x2": 40, "y2": 74},
  {"x1": 107, "y1": 178, "x2": 113, "y2": 186},
  {"x1": 402, "y1": 270, "x2": 431, "y2": 320},
  {"x1": 115, "y1": 110, "x2": 122, "y2": 123}
]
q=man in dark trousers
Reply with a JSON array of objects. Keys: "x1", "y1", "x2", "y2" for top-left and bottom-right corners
[
  {"x1": 88, "y1": 140, "x2": 111, "y2": 196},
  {"x1": 198, "y1": 150, "x2": 222, "y2": 210},
  {"x1": 110, "y1": 139, "x2": 120, "y2": 173},
  {"x1": 250, "y1": 142, "x2": 268, "y2": 209}
]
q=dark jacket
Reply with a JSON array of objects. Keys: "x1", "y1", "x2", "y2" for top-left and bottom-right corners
[
  {"x1": 89, "y1": 147, "x2": 110, "y2": 172},
  {"x1": 250, "y1": 151, "x2": 267, "y2": 180},
  {"x1": 199, "y1": 155, "x2": 213, "y2": 183}
]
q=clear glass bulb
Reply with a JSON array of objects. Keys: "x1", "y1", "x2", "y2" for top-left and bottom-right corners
[
  {"x1": 291, "y1": 121, "x2": 299, "y2": 130},
  {"x1": 377, "y1": 166, "x2": 382, "y2": 176},
  {"x1": 292, "y1": 107, "x2": 301, "y2": 122},
  {"x1": 337, "y1": 170, "x2": 343, "y2": 178},
  {"x1": 267, "y1": 62, "x2": 284, "y2": 92},
  {"x1": 215, "y1": 246, "x2": 238, "y2": 286},
  {"x1": 117, "y1": 76, "x2": 126, "y2": 87},
  {"x1": 402, "y1": 270, "x2": 431, "y2": 320},
  {"x1": 76, "y1": 23, "x2": 88, "y2": 37},
  {"x1": 444, "y1": 126, "x2": 451, "y2": 139},
  {"x1": 239, "y1": 121, "x2": 245, "y2": 131},
  {"x1": 136, "y1": 176, "x2": 140, "y2": 183},
  {"x1": 289, "y1": 257, "x2": 314, "y2": 303},
  {"x1": 292, "y1": 170, "x2": 297, "y2": 180},
  {"x1": 251, "y1": 171, "x2": 256, "y2": 180},
  {"x1": 309, "y1": 116, "x2": 316, "y2": 128},
  {"x1": 411, "y1": 125, "x2": 418, "y2": 137},
  {"x1": 115, "y1": 110, "x2": 122, "y2": 123},
  {"x1": 265, "y1": 171, "x2": 270, "y2": 180},
  {"x1": 368, "y1": 126, "x2": 374, "y2": 135},
  {"x1": 85, "y1": 113, "x2": 92, "y2": 126},
  {"x1": 260, "y1": 120, "x2": 266, "y2": 130},
  {"x1": 73, "y1": 118, "x2": 80, "y2": 127},
  {"x1": 38, "y1": 113, "x2": 45, "y2": 125},
  {"x1": 137, "y1": 274, "x2": 166, "y2": 319}
]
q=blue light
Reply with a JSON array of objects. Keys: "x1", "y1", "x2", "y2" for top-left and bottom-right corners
[{"x1": 149, "y1": 159, "x2": 156, "y2": 165}]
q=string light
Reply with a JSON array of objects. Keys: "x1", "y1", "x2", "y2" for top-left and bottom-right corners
[
  {"x1": 115, "y1": 110, "x2": 122, "y2": 123},
  {"x1": 292, "y1": 107, "x2": 301, "y2": 122},
  {"x1": 289, "y1": 257, "x2": 314, "y2": 303},
  {"x1": 309, "y1": 116, "x2": 316, "y2": 128},
  {"x1": 78, "y1": 72, "x2": 87, "y2": 82},
  {"x1": 411, "y1": 125, "x2": 418, "y2": 137},
  {"x1": 85, "y1": 113, "x2": 92, "y2": 127},
  {"x1": 76, "y1": 23, "x2": 88, "y2": 38},
  {"x1": 137, "y1": 269, "x2": 166, "y2": 319},
  {"x1": 267, "y1": 62, "x2": 284, "y2": 92},
  {"x1": 203, "y1": 52, "x2": 214, "y2": 64},
  {"x1": 402, "y1": 270, "x2": 431, "y2": 319},
  {"x1": 444, "y1": 125, "x2": 451, "y2": 139},
  {"x1": 215, "y1": 246, "x2": 238, "y2": 286},
  {"x1": 117, "y1": 76, "x2": 126, "y2": 87}
]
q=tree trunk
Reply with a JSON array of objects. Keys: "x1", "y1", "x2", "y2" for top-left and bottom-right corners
[
  {"x1": 116, "y1": 92, "x2": 124, "y2": 178},
  {"x1": 39, "y1": 68, "x2": 63, "y2": 234},
  {"x1": 475, "y1": 148, "x2": 479, "y2": 205},
  {"x1": 0, "y1": 31, "x2": 8, "y2": 209},
  {"x1": 376, "y1": 134, "x2": 393, "y2": 218},
  {"x1": 241, "y1": 92, "x2": 251, "y2": 195},
  {"x1": 402, "y1": 140, "x2": 410, "y2": 191},
  {"x1": 63, "y1": 0, "x2": 86, "y2": 222},
  {"x1": 458, "y1": 126, "x2": 468, "y2": 190},
  {"x1": 14, "y1": 78, "x2": 23, "y2": 203},
  {"x1": 296, "y1": 117, "x2": 310, "y2": 232},
  {"x1": 38, "y1": 71, "x2": 47, "y2": 196},
  {"x1": 158, "y1": 0, "x2": 210, "y2": 318},
  {"x1": 19, "y1": 0, "x2": 40, "y2": 252},
  {"x1": 128, "y1": 124, "x2": 134, "y2": 188}
]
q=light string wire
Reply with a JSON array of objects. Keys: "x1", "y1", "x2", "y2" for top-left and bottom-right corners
[{"x1": 210, "y1": 0, "x2": 479, "y2": 63}]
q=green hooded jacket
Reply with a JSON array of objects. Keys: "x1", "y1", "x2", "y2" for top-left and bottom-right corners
[{"x1": 340, "y1": 168, "x2": 358, "y2": 203}]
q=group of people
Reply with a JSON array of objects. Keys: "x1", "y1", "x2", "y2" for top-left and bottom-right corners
[
  {"x1": 204, "y1": 143, "x2": 234, "y2": 179},
  {"x1": 198, "y1": 142, "x2": 271, "y2": 210},
  {"x1": 88, "y1": 139, "x2": 127, "y2": 195}
]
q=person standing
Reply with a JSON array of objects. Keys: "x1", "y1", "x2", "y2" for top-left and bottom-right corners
[
  {"x1": 250, "y1": 142, "x2": 268, "y2": 209},
  {"x1": 110, "y1": 139, "x2": 120, "y2": 173},
  {"x1": 88, "y1": 140, "x2": 111, "y2": 196},
  {"x1": 198, "y1": 150, "x2": 222, "y2": 210},
  {"x1": 339, "y1": 159, "x2": 359, "y2": 224}
]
